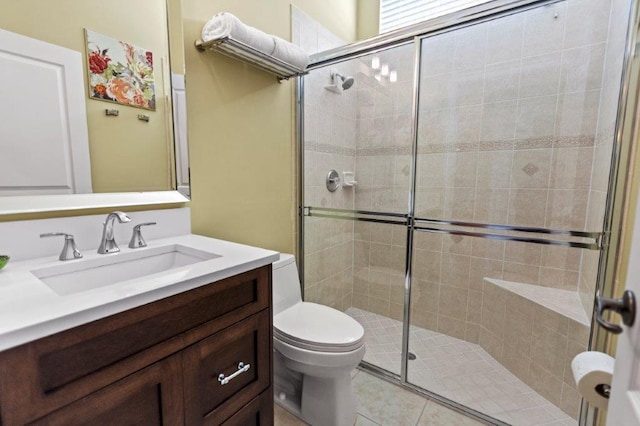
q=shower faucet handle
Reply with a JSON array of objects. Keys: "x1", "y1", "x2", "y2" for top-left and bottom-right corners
[{"x1": 326, "y1": 170, "x2": 341, "y2": 192}]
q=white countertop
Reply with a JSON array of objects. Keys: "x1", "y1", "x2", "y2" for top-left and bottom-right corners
[{"x1": 0, "y1": 234, "x2": 279, "y2": 351}]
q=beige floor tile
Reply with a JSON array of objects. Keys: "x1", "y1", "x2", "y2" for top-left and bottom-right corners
[
  {"x1": 354, "y1": 371, "x2": 427, "y2": 426},
  {"x1": 417, "y1": 401, "x2": 484, "y2": 425},
  {"x1": 346, "y1": 307, "x2": 577, "y2": 425},
  {"x1": 274, "y1": 404, "x2": 308, "y2": 426},
  {"x1": 355, "y1": 414, "x2": 381, "y2": 425}
]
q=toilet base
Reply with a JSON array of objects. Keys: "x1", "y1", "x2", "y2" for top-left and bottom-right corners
[
  {"x1": 301, "y1": 373, "x2": 357, "y2": 426},
  {"x1": 274, "y1": 346, "x2": 361, "y2": 426}
]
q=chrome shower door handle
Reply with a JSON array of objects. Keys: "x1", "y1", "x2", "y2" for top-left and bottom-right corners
[{"x1": 595, "y1": 290, "x2": 636, "y2": 334}]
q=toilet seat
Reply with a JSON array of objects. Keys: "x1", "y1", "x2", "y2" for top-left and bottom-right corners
[{"x1": 274, "y1": 302, "x2": 364, "y2": 353}]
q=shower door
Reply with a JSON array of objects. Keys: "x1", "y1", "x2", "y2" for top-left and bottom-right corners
[
  {"x1": 301, "y1": 44, "x2": 416, "y2": 376},
  {"x1": 407, "y1": 0, "x2": 625, "y2": 424}
]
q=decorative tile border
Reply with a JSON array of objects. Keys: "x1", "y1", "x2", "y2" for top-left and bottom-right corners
[
  {"x1": 356, "y1": 145, "x2": 413, "y2": 156},
  {"x1": 554, "y1": 135, "x2": 596, "y2": 148},
  {"x1": 305, "y1": 141, "x2": 355, "y2": 156},
  {"x1": 305, "y1": 135, "x2": 596, "y2": 157}
]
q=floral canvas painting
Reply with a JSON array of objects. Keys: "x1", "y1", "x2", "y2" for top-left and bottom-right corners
[{"x1": 85, "y1": 29, "x2": 155, "y2": 110}]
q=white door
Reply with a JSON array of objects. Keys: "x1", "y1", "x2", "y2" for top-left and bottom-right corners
[
  {"x1": 607, "y1": 189, "x2": 640, "y2": 424},
  {"x1": 171, "y1": 74, "x2": 190, "y2": 197},
  {"x1": 0, "y1": 28, "x2": 92, "y2": 195}
]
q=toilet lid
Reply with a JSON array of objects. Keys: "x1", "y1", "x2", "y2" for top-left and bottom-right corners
[{"x1": 274, "y1": 302, "x2": 364, "y2": 353}]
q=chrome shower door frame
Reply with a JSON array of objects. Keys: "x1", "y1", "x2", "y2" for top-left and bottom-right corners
[{"x1": 296, "y1": 0, "x2": 640, "y2": 424}]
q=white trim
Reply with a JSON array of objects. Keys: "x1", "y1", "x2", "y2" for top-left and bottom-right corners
[{"x1": 0, "y1": 191, "x2": 189, "y2": 216}]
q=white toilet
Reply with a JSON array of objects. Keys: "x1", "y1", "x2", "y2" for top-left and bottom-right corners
[{"x1": 272, "y1": 254, "x2": 365, "y2": 426}]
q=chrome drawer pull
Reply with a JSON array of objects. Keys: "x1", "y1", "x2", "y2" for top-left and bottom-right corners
[{"x1": 218, "y1": 362, "x2": 251, "y2": 385}]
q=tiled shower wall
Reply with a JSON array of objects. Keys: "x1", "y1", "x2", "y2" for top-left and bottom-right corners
[
  {"x1": 351, "y1": 0, "x2": 625, "y2": 336},
  {"x1": 298, "y1": 0, "x2": 628, "y2": 419},
  {"x1": 294, "y1": 7, "x2": 357, "y2": 311}
]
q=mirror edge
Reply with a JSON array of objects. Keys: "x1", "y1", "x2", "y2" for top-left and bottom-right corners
[{"x1": 0, "y1": 191, "x2": 189, "y2": 216}]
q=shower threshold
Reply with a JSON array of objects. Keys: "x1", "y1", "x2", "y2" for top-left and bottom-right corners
[{"x1": 346, "y1": 307, "x2": 576, "y2": 426}]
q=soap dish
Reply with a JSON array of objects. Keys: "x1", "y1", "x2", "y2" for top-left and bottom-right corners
[
  {"x1": 0, "y1": 255, "x2": 9, "y2": 271},
  {"x1": 343, "y1": 171, "x2": 358, "y2": 186}
]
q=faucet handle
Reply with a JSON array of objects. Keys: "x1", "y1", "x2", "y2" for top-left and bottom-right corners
[
  {"x1": 40, "y1": 232, "x2": 83, "y2": 261},
  {"x1": 128, "y1": 222, "x2": 157, "y2": 249}
]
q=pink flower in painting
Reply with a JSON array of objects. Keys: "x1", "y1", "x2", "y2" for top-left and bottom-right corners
[
  {"x1": 106, "y1": 78, "x2": 133, "y2": 104},
  {"x1": 88, "y1": 50, "x2": 111, "y2": 74},
  {"x1": 145, "y1": 51, "x2": 153, "y2": 67},
  {"x1": 133, "y1": 90, "x2": 149, "y2": 108}
]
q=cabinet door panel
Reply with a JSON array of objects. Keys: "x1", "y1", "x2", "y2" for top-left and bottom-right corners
[
  {"x1": 221, "y1": 391, "x2": 273, "y2": 426},
  {"x1": 184, "y1": 310, "x2": 272, "y2": 425},
  {"x1": 30, "y1": 355, "x2": 183, "y2": 426}
]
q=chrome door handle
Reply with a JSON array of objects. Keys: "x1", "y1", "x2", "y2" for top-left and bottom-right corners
[
  {"x1": 217, "y1": 362, "x2": 251, "y2": 385},
  {"x1": 595, "y1": 290, "x2": 636, "y2": 334}
]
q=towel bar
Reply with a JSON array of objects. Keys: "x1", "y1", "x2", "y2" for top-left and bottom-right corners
[{"x1": 195, "y1": 36, "x2": 307, "y2": 81}]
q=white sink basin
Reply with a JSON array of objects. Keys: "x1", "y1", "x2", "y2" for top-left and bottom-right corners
[{"x1": 31, "y1": 244, "x2": 221, "y2": 296}]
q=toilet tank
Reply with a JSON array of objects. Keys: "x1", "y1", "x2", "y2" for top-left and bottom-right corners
[{"x1": 272, "y1": 253, "x2": 302, "y2": 315}]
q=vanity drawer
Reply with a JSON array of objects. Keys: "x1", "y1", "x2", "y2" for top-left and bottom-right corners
[
  {"x1": 0, "y1": 265, "x2": 271, "y2": 425},
  {"x1": 183, "y1": 310, "x2": 272, "y2": 426}
]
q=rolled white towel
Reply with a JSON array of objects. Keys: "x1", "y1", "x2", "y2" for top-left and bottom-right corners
[
  {"x1": 201, "y1": 12, "x2": 275, "y2": 56},
  {"x1": 272, "y1": 36, "x2": 309, "y2": 70}
]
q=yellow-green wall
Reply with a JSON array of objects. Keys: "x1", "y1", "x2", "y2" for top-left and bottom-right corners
[
  {"x1": 357, "y1": 0, "x2": 380, "y2": 40},
  {"x1": 183, "y1": 0, "x2": 357, "y2": 253},
  {"x1": 0, "y1": 0, "x2": 172, "y2": 193},
  {"x1": 168, "y1": 0, "x2": 186, "y2": 74},
  {"x1": 1, "y1": 0, "x2": 363, "y2": 247}
]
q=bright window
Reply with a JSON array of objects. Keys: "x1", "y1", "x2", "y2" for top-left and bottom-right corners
[{"x1": 379, "y1": 0, "x2": 496, "y2": 34}]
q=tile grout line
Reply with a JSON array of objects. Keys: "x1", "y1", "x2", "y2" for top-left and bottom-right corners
[{"x1": 414, "y1": 397, "x2": 430, "y2": 426}]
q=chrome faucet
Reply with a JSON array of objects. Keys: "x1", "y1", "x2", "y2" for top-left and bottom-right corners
[
  {"x1": 129, "y1": 222, "x2": 157, "y2": 248},
  {"x1": 40, "y1": 232, "x2": 83, "y2": 261},
  {"x1": 98, "y1": 211, "x2": 131, "y2": 254}
]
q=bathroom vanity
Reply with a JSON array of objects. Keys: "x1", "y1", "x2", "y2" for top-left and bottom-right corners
[{"x1": 0, "y1": 233, "x2": 278, "y2": 425}]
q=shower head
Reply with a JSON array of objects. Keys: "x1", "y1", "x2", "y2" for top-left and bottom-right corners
[
  {"x1": 324, "y1": 69, "x2": 355, "y2": 94},
  {"x1": 341, "y1": 75, "x2": 355, "y2": 90},
  {"x1": 333, "y1": 71, "x2": 355, "y2": 90}
]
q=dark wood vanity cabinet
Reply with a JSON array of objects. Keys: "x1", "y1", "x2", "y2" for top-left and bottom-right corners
[
  {"x1": 29, "y1": 355, "x2": 185, "y2": 426},
  {"x1": 0, "y1": 265, "x2": 274, "y2": 426}
]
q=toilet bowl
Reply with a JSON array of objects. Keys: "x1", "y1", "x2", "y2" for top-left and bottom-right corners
[{"x1": 272, "y1": 254, "x2": 365, "y2": 426}]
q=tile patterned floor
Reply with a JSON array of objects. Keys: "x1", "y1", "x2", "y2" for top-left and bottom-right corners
[
  {"x1": 346, "y1": 307, "x2": 576, "y2": 426},
  {"x1": 274, "y1": 370, "x2": 483, "y2": 426}
]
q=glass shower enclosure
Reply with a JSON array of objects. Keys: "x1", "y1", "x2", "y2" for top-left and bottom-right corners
[{"x1": 298, "y1": 0, "x2": 635, "y2": 424}]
